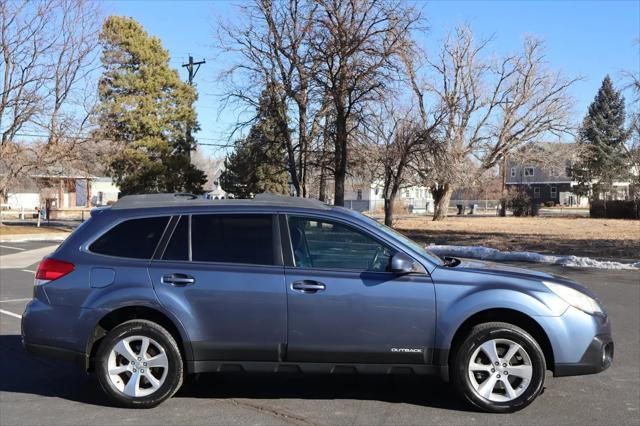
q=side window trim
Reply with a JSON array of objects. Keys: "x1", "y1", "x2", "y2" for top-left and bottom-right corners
[
  {"x1": 272, "y1": 213, "x2": 284, "y2": 267},
  {"x1": 285, "y1": 214, "x2": 399, "y2": 273},
  {"x1": 188, "y1": 214, "x2": 193, "y2": 261},
  {"x1": 182, "y1": 211, "x2": 284, "y2": 267},
  {"x1": 279, "y1": 213, "x2": 295, "y2": 267}
]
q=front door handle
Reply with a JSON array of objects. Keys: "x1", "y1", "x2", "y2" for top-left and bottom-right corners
[
  {"x1": 292, "y1": 280, "x2": 325, "y2": 293},
  {"x1": 161, "y1": 273, "x2": 195, "y2": 286}
]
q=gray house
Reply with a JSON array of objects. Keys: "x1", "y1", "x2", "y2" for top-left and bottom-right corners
[
  {"x1": 504, "y1": 142, "x2": 593, "y2": 207},
  {"x1": 505, "y1": 143, "x2": 634, "y2": 206}
]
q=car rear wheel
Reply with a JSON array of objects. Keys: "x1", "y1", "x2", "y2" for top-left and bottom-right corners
[
  {"x1": 96, "y1": 319, "x2": 183, "y2": 408},
  {"x1": 452, "y1": 322, "x2": 546, "y2": 413}
]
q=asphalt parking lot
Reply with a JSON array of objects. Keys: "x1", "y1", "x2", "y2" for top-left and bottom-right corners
[{"x1": 0, "y1": 241, "x2": 638, "y2": 425}]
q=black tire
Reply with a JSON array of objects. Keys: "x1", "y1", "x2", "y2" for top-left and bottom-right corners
[
  {"x1": 95, "y1": 319, "x2": 184, "y2": 408},
  {"x1": 451, "y1": 322, "x2": 546, "y2": 413}
]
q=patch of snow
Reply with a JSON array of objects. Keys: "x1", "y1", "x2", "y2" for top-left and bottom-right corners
[{"x1": 428, "y1": 245, "x2": 640, "y2": 270}]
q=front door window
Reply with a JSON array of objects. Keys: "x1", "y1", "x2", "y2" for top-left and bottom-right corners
[{"x1": 288, "y1": 216, "x2": 393, "y2": 272}]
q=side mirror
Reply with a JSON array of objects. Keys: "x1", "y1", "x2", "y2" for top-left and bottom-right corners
[{"x1": 390, "y1": 252, "x2": 418, "y2": 274}]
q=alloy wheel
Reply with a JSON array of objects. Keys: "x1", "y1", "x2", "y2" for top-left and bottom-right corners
[
  {"x1": 107, "y1": 335, "x2": 169, "y2": 397},
  {"x1": 467, "y1": 338, "x2": 533, "y2": 402}
]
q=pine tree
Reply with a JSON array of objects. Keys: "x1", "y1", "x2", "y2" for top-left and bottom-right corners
[
  {"x1": 220, "y1": 85, "x2": 289, "y2": 198},
  {"x1": 571, "y1": 76, "x2": 630, "y2": 199},
  {"x1": 98, "y1": 16, "x2": 206, "y2": 195}
]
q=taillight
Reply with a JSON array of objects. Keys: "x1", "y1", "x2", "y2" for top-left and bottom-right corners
[{"x1": 35, "y1": 258, "x2": 75, "y2": 282}]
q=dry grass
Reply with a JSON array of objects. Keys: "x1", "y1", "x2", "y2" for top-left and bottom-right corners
[
  {"x1": 393, "y1": 216, "x2": 640, "y2": 260},
  {"x1": 0, "y1": 225, "x2": 68, "y2": 235}
]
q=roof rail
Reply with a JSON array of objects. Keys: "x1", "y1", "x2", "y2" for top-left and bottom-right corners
[
  {"x1": 111, "y1": 193, "x2": 200, "y2": 210},
  {"x1": 253, "y1": 192, "x2": 328, "y2": 208},
  {"x1": 111, "y1": 192, "x2": 331, "y2": 210}
]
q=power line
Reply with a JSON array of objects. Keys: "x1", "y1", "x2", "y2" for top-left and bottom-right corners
[{"x1": 10, "y1": 132, "x2": 231, "y2": 147}]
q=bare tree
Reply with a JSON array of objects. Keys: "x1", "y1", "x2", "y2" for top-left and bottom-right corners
[
  {"x1": 623, "y1": 57, "x2": 640, "y2": 198},
  {"x1": 0, "y1": 0, "x2": 100, "y2": 204},
  {"x1": 311, "y1": 0, "x2": 420, "y2": 206},
  {"x1": 367, "y1": 102, "x2": 439, "y2": 226},
  {"x1": 406, "y1": 26, "x2": 579, "y2": 220},
  {"x1": 218, "y1": 0, "x2": 326, "y2": 197}
]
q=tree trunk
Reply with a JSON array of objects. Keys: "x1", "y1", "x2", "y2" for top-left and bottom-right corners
[
  {"x1": 383, "y1": 174, "x2": 400, "y2": 227},
  {"x1": 279, "y1": 119, "x2": 301, "y2": 197},
  {"x1": 432, "y1": 183, "x2": 454, "y2": 221},
  {"x1": 499, "y1": 155, "x2": 507, "y2": 216},
  {"x1": 334, "y1": 167, "x2": 345, "y2": 206},
  {"x1": 333, "y1": 107, "x2": 348, "y2": 206},
  {"x1": 318, "y1": 167, "x2": 327, "y2": 202},
  {"x1": 384, "y1": 198, "x2": 394, "y2": 227},
  {"x1": 298, "y1": 105, "x2": 308, "y2": 197}
]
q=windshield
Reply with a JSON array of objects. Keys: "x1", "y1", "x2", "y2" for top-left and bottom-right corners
[{"x1": 356, "y1": 214, "x2": 444, "y2": 266}]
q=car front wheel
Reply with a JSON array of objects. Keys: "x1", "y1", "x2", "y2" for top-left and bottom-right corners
[
  {"x1": 452, "y1": 321, "x2": 546, "y2": 413},
  {"x1": 95, "y1": 319, "x2": 184, "y2": 408}
]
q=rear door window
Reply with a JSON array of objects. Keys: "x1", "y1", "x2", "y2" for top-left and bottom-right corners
[
  {"x1": 191, "y1": 214, "x2": 274, "y2": 265},
  {"x1": 162, "y1": 216, "x2": 189, "y2": 261},
  {"x1": 90, "y1": 216, "x2": 169, "y2": 259}
]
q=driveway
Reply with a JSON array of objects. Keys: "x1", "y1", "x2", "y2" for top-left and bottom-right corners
[{"x1": 0, "y1": 241, "x2": 638, "y2": 425}]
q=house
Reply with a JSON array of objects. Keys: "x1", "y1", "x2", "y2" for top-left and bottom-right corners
[
  {"x1": 201, "y1": 160, "x2": 230, "y2": 200},
  {"x1": 91, "y1": 177, "x2": 120, "y2": 206},
  {"x1": 506, "y1": 158, "x2": 589, "y2": 207},
  {"x1": 344, "y1": 179, "x2": 434, "y2": 214},
  {"x1": 505, "y1": 143, "x2": 631, "y2": 206},
  {"x1": 3, "y1": 170, "x2": 119, "y2": 217}
]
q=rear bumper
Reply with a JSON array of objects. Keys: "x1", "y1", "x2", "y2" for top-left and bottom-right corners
[
  {"x1": 554, "y1": 334, "x2": 614, "y2": 377},
  {"x1": 23, "y1": 341, "x2": 88, "y2": 368},
  {"x1": 21, "y1": 298, "x2": 101, "y2": 370}
]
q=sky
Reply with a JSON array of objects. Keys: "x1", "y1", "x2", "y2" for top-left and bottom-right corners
[{"x1": 107, "y1": 0, "x2": 640, "y2": 157}]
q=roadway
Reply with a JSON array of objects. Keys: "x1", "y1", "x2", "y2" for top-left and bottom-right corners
[{"x1": 0, "y1": 241, "x2": 638, "y2": 425}]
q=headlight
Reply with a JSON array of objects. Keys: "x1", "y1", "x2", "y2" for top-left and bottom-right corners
[{"x1": 543, "y1": 281, "x2": 603, "y2": 315}]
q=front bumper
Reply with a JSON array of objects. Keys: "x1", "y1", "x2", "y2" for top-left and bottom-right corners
[{"x1": 554, "y1": 334, "x2": 614, "y2": 377}]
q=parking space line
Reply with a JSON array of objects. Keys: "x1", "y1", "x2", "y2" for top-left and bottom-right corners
[
  {"x1": 0, "y1": 245, "x2": 26, "y2": 251},
  {"x1": 0, "y1": 308, "x2": 21, "y2": 319},
  {"x1": 21, "y1": 269, "x2": 36, "y2": 274},
  {"x1": 0, "y1": 298, "x2": 31, "y2": 303}
]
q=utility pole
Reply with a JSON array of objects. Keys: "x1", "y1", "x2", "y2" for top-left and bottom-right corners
[{"x1": 182, "y1": 55, "x2": 206, "y2": 160}]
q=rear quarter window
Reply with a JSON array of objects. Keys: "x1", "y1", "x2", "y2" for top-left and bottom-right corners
[{"x1": 89, "y1": 216, "x2": 169, "y2": 259}]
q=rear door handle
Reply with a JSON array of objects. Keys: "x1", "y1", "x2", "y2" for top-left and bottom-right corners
[
  {"x1": 161, "y1": 273, "x2": 195, "y2": 286},
  {"x1": 292, "y1": 280, "x2": 325, "y2": 293}
]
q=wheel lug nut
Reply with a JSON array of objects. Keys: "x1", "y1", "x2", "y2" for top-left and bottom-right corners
[
  {"x1": 504, "y1": 371, "x2": 508, "y2": 375},
  {"x1": 502, "y1": 363, "x2": 507, "y2": 367},
  {"x1": 138, "y1": 357, "x2": 142, "y2": 361},
  {"x1": 143, "y1": 362, "x2": 147, "y2": 366},
  {"x1": 491, "y1": 368, "x2": 495, "y2": 373},
  {"x1": 496, "y1": 374, "x2": 501, "y2": 378},
  {"x1": 495, "y1": 362, "x2": 499, "y2": 366},
  {"x1": 140, "y1": 369, "x2": 144, "y2": 373},
  {"x1": 132, "y1": 368, "x2": 136, "y2": 372}
]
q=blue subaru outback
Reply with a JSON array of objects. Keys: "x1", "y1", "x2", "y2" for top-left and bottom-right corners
[{"x1": 21, "y1": 193, "x2": 613, "y2": 411}]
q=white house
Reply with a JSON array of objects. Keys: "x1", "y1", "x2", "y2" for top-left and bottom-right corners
[
  {"x1": 91, "y1": 177, "x2": 120, "y2": 206},
  {"x1": 3, "y1": 174, "x2": 119, "y2": 211},
  {"x1": 203, "y1": 165, "x2": 230, "y2": 200},
  {"x1": 344, "y1": 179, "x2": 434, "y2": 214}
]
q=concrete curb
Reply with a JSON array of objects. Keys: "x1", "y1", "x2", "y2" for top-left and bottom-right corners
[{"x1": 0, "y1": 233, "x2": 69, "y2": 243}]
